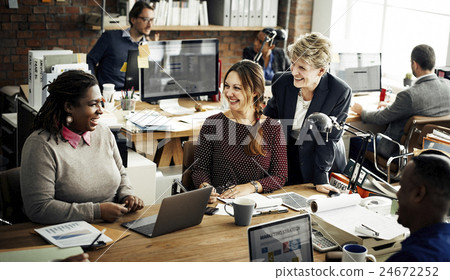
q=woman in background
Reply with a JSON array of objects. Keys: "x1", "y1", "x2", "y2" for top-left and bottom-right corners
[
  {"x1": 21, "y1": 70, "x2": 143, "y2": 224},
  {"x1": 192, "y1": 59, "x2": 288, "y2": 203}
]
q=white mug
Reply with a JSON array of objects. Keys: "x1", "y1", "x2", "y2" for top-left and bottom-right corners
[{"x1": 342, "y1": 244, "x2": 376, "y2": 262}]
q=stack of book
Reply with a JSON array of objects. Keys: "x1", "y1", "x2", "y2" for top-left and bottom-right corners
[
  {"x1": 423, "y1": 128, "x2": 450, "y2": 153},
  {"x1": 28, "y1": 50, "x2": 88, "y2": 109}
]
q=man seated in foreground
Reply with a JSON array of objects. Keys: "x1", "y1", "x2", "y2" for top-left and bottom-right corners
[{"x1": 386, "y1": 150, "x2": 450, "y2": 261}]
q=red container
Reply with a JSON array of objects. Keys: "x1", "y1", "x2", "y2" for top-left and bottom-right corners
[{"x1": 380, "y1": 88, "x2": 386, "y2": 101}]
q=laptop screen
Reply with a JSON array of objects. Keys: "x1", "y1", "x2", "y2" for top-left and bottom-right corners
[{"x1": 247, "y1": 213, "x2": 313, "y2": 262}]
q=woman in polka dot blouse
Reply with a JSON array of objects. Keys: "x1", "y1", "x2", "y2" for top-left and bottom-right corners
[{"x1": 192, "y1": 59, "x2": 288, "y2": 203}]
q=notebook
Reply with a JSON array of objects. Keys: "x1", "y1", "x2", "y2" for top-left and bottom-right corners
[
  {"x1": 121, "y1": 186, "x2": 213, "y2": 238},
  {"x1": 268, "y1": 192, "x2": 308, "y2": 211},
  {"x1": 248, "y1": 213, "x2": 314, "y2": 262}
]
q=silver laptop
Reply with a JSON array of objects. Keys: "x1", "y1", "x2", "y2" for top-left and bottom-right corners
[
  {"x1": 248, "y1": 213, "x2": 314, "y2": 262},
  {"x1": 121, "y1": 186, "x2": 212, "y2": 238}
]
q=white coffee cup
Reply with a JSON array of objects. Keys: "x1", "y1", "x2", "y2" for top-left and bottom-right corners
[
  {"x1": 103, "y1": 83, "x2": 115, "y2": 92},
  {"x1": 342, "y1": 244, "x2": 376, "y2": 262}
]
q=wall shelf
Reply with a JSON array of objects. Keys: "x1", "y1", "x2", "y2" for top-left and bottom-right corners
[{"x1": 90, "y1": 25, "x2": 264, "y2": 32}]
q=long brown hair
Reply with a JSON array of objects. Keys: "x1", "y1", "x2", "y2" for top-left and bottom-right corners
[
  {"x1": 34, "y1": 70, "x2": 98, "y2": 142},
  {"x1": 224, "y1": 59, "x2": 266, "y2": 156}
]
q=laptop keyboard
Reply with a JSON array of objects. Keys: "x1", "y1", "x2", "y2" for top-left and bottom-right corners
[{"x1": 134, "y1": 223, "x2": 156, "y2": 235}]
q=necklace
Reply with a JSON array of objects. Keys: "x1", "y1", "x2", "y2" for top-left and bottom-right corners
[
  {"x1": 298, "y1": 88, "x2": 310, "y2": 110},
  {"x1": 229, "y1": 110, "x2": 255, "y2": 126}
]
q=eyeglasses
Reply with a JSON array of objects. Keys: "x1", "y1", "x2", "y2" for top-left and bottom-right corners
[{"x1": 138, "y1": 17, "x2": 154, "y2": 24}]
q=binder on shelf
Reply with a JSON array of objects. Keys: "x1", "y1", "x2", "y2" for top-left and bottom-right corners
[
  {"x1": 207, "y1": 0, "x2": 230, "y2": 26},
  {"x1": 242, "y1": 0, "x2": 250, "y2": 27},
  {"x1": 201, "y1": 1, "x2": 209, "y2": 26},
  {"x1": 248, "y1": 0, "x2": 262, "y2": 26},
  {"x1": 268, "y1": 0, "x2": 278, "y2": 27},
  {"x1": 229, "y1": 0, "x2": 239, "y2": 27},
  {"x1": 261, "y1": 0, "x2": 271, "y2": 26}
]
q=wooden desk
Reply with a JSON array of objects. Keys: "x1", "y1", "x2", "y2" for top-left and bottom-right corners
[
  {"x1": 0, "y1": 185, "x2": 326, "y2": 262},
  {"x1": 113, "y1": 98, "x2": 222, "y2": 167}
]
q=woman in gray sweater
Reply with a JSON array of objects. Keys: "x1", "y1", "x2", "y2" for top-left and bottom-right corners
[{"x1": 20, "y1": 70, "x2": 143, "y2": 224}]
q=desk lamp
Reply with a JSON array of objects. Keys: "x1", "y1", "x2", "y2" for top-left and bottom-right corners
[{"x1": 305, "y1": 112, "x2": 374, "y2": 193}]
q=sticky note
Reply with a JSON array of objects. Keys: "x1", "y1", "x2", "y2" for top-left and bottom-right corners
[
  {"x1": 120, "y1": 62, "x2": 127, "y2": 72},
  {"x1": 137, "y1": 56, "x2": 149, "y2": 69},
  {"x1": 139, "y1": 44, "x2": 150, "y2": 57}
]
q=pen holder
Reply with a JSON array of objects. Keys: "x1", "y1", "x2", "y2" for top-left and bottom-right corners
[{"x1": 120, "y1": 98, "x2": 137, "y2": 112}]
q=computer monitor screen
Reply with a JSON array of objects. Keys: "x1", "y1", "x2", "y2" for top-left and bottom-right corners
[
  {"x1": 125, "y1": 49, "x2": 140, "y2": 91},
  {"x1": 329, "y1": 53, "x2": 382, "y2": 93},
  {"x1": 141, "y1": 38, "x2": 219, "y2": 103}
]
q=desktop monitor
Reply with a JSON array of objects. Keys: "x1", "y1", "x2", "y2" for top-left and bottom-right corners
[
  {"x1": 125, "y1": 49, "x2": 140, "y2": 91},
  {"x1": 140, "y1": 38, "x2": 219, "y2": 103},
  {"x1": 329, "y1": 53, "x2": 382, "y2": 93}
]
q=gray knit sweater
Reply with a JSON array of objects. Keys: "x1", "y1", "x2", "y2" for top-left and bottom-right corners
[{"x1": 20, "y1": 123, "x2": 134, "y2": 224}]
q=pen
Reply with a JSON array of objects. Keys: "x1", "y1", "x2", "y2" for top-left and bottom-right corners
[
  {"x1": 254, "y1": 209, "x2": 288, "y2": 216},
  {"x1": 356, "y1": 224, "x2": 379, "y2": 237},
  {"x1": 89, "y1": 228, "x2": 106, "y2": 247},
  {"x1": 0, "y1": 218, "x2": 12, "y2": 225},
  {"x1": 131, "y1": 86, "x2": 135, "y2": 99}
]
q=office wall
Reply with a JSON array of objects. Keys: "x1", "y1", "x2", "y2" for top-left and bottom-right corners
[{"x1": 0, "y1": 0, "x2": 313, "y2": 88}]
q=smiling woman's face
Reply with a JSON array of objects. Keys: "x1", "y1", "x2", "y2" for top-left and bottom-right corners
[
  {"x1": 290, "y1": 57, "x2": 324, "y2": 90},
  {"x1": 66, "y1": 85, "x2": 104, "y2": 134}
]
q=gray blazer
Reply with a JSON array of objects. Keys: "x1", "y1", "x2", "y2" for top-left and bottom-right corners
[{"x1": 361, "y1": 74, "x2": 450, "y2": 158}]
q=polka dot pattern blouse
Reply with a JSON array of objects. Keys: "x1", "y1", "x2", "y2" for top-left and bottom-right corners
[{"x1": 192, "y1": 112, "x2": 288, "y2": 193}]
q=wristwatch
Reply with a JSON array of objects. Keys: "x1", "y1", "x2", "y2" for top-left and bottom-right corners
[{"x1": 250, "y1": 181, "x2": 259, "y2": 193}]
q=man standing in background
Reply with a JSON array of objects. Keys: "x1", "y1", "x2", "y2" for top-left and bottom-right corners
[{"x1": 87, "y1": 1, "x2": 154, "y2": 90}]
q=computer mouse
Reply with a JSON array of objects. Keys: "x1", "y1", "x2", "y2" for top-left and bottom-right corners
[{"x1": 328, "y1": 190, "x2": 340, "y2": 197}]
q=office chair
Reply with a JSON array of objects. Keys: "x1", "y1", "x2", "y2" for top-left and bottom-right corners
[
  {"x1": 366, "y1": 114, "x2": 450, "y2": 182},
  {"x1": 172, "y1": 140, "x2": 196, "y2": 195},
  {"x1": 0, "y1": 167, "x2": 29, "y2": 224}
]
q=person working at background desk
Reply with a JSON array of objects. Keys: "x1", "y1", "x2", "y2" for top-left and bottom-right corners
[
  {"x1": 87, "y1": 1, "x2": 154, "y2": 90},
  {"x1": 192, "y1": 60, "x2": 288, "y2": 203},
  {"x1": 243, "y1": 28, "x2": 290, "y2": 83},
  {"x1": 20, "y1": 70, "x2": 143, "y2": 224},
  {"x1": 264, "y1": 32, "x2": 351, "y2": 194},
  {"x1": 386, "y1": 150, "x2": 450, "y2": 262},
  {"x1": 351, "y1": 44, "x2": 450, "y2": 159}
]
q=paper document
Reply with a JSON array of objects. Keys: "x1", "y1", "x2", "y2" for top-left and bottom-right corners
[
  {"x1": 217, "y1": 193, "x2": 286, "y2": 216},
  {"x1": 126, "y1": 110, "x2": 171, "y2": 129},
  {"x1": 0, "y1": 245, "x2": 84, "y2": 262},
  {"x1": 310, "y1": 194, "x2": 408, "y2": 240},
  {"x1": 159, "y1": 98, "x2": 196, "y2": 115},
  {"x1": 34, "y1": 221, "x2": 112, "y2": 248}
]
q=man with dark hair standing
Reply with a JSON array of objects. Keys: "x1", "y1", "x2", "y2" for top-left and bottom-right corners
[
  {"x1": 386, "y1": 151, "x2": 450, "y2": 261},
  {"x1": 243, "y1": 28, "x2": 290, "y2": 83},
  {"x1": 87, "y1": 1, "x2": 154, "y2": 90},
  {"x1": 351, "y1": 44, "x2": 450, "y2": 159}
]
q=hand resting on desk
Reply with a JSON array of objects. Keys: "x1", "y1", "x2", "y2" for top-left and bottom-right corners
[{"x1": 315, "y1": 184, "x2": 339, "y2": 194}]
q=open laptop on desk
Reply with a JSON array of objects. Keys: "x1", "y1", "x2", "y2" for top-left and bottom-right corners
[
  {"x1": 122, "y1": 186, "x2": 213, "y2": 238},
  {"x1": 248, "y1": 213, "x2": 314, "y2": 262}
]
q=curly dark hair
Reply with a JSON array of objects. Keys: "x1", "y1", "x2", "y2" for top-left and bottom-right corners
[{"x1": 33, "y1": 70, "x2": 98, "y2": 142}]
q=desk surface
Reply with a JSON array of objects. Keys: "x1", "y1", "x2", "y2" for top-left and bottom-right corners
[{"x1": 0, "y1": 185, "x2": 327, "y2": 262}]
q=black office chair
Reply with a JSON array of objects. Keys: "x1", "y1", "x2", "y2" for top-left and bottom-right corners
[
  {"x1": 366, "y1": 114, "x2": 450, "y2": 182},
  {"x1": 0, "y1": 167, "x2": 29, "y2": 224},
  {"x1": 172, "y1": 140, "x2": 196, "y2": 194}
]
